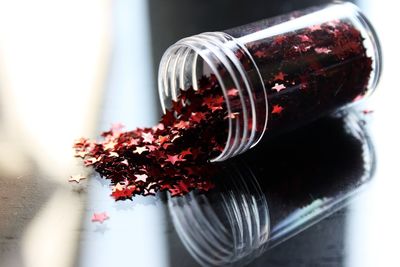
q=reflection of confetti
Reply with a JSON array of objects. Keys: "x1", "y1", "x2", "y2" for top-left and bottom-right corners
[
  {"x1": 272, "y1": 83, "x2": 286, "y2": 92},
  {"x1": 91, "y1": 212, "x2": 109, "y2": 223},
  {"x1": 94, "y1": 224, "x2": 110, "y2": 234},
  {"x1": 272, "y1": 105, "x2": 284, "y2": 114}
]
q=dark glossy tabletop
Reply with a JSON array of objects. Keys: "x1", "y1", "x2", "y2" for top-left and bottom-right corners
[{"x1": 0, "y1": 0, "x2": 398, "y2": 267}]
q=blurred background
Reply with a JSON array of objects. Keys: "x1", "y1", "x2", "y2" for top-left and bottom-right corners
[{"x1": 0, "y1": 0, "x2": 398, "y2": 266}]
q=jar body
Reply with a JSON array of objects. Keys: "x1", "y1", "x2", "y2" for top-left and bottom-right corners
[{"x1": 158, "y1": 2, "x2": 381, "y2": 161}]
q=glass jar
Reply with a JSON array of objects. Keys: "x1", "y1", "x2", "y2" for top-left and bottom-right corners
[{"x1": 158, "y1": 2, "x2": 381, "y2": 162}]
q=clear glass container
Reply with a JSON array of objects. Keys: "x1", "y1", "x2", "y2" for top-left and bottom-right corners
[
  {"x1": 158, "y1": 2, "x2": 381, "y2": 161},
  {"x1": 168, "y1": 109, "x2": 375, "y2": 266}
]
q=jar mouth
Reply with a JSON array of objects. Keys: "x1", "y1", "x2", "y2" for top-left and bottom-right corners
[{"x1": 158, "y1": 32, "x2": 268, "y2": 161}]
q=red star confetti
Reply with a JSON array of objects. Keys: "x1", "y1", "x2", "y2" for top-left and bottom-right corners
[
  {"x1": 72, "y1": 19, "x2": 373, "y2": 200},
  {"x1": 274, "y1": 72, "x2": 286, "y2": 81},
  {"x1": 134, "y1": 174, "x2": 148, "y2": 183},
  {"x1": 315, "y1": 47, "x2": 332, "y2": 54},
  {"x1": 142, "y1": 132, "x2": 154, "y2": 143},
  {"x1": 91, "y1": 212, "x2": 109, "y2": 223},
  {"x1": 133, "y1": 146, "x2": 148, "y2": 154},
  {"x1": 165, "y1": 154, "x2": 181, "y2": 165}
]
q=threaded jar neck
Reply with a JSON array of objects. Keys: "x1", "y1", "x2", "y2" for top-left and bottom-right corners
[{"x1": 158, "y1": 32, "x2": 268, "y2": 161}]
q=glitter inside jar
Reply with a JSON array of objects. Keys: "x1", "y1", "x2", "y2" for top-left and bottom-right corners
[
  {"x1": 74, "y1": 2, "x2": 381, "y2": 199},
  {"x1": 158, "y1": 2, "x2": 381, "y2": 161}
]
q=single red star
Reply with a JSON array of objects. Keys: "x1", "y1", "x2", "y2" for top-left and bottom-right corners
[
  {"x1": 103, "y1": 141, "x2": 117, "y2": 151},
  {"x1": 161, "y1": 109, "x2": 176, "y2": 126},
  {"x1": 190, "y1": 112, "x2": 206, "y2": 123},
  {"x1": 227, "y1": 88, "x2": 239, "y2": 96},
  {"x1": 273, "y1": 72, "x2": 286, "y2": 81},
  {"x1": 180, "y1": 148, "x2": 192, "y2": 158},
  {"x1": 127, "y1": 138, "x2": 139, "y2": 146},
  {"x1": 254, "y1": 50, "x2": 267, "y2": 58},
  {"x1": 309, "y1": 24, "x2": 322, "y2": 31},
  {"x1": 274, "y1": 35, "x2": 286, "y2": 45},
  {"x1": 134, "y1": 174, "x2": 148, "y2": 183},
  {"x1": 298, "y1": 34, "x2": 311, "y2": 42},
  {"x1": 224, "y1": 112, "x2": 239, "y2": 119},
  {"x1": 91, "y1": 212, "x2": 109, "y2": 223},
  {"x1": 174, "y1": 120, "x2": 189, "y2": 129},
  {"x1": 133, "y1": 146, "x2": 148, "y2": 154},
  {"x1": 272, "y1": 83, "x2": 286, "y2": 92},
  {"x1": 157, "y1": 135, "x2": 169, "y2": 144},
  {"x1": 314, "y1": 47, "x2": 332, "y2": 54},
  {"x1": 146, "y1": 145, "x2": 158, "y2": 152},
  {"x1": 109, "y1": 152, "x2": 119, "y2": 157},
  {"x1": 165, "y1": 154, "x2": 180, "y2": 165},
  {"x1": 142, "y1": 132, "x2": 154, "y2": 143},
  {"x1": 211, "y1": 106, "x2": 223, "y2": 112},
  {"x1": 271, "y1": 105, "x2": 284, "y2": 114}
]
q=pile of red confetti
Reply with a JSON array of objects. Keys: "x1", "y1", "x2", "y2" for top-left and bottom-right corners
[
  {"x1": 73, "y1": 20, "x2": 373, "y2": 200},
  {"x1": 74, "y1": 76, "x2": 230, "y2": 199}
]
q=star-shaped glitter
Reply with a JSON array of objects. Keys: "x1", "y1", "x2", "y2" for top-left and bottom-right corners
[
  {"x1": 211, "y1": 106, "x2": 223, "y2": 112},
  {"x1": 91, "y1": 212, "x2": 109, "y2": 223},
  {"x1": 309, "y1": 24, "x2": 322, "y2": 31},
  {"x1": 112, "y1": 182, "x2": 125, "y2": 192},
  {"x1": 272, "y1": 83, "x2": 286, "y2": 92},
  {"x1": 272, "y1": 104, "x2": 284, "y2": 114},
  {"x1": 68, "y1": 174, "x2": 86, "y2": 183},
  {"x1": 254, "y1": 50, "x2": 267, "y2": 58},
  {"x1": 103, "y1": 141, "x2": 117, "y2": 151},
  {"x1": 127, "y1": 138, "x2": 139, "y2": 146},
  {"x1": 161, "y1": 109, "x2": 176, "y2": 126},
  {"x1": 180, "y1": 148, "x2": 192, "y2": 158},
  {"x1": 84, "y1": 156, "x2": 101, "y2": 166},
  {"x1": 74, "y1": 151, "x2": 87, "y2": 158},
  {"x1": 190, "y1": 112, "x2": 206, "y2": 123},
  {"x1": 298, "y1": 34, "x2": 311, "y2": 42},
  {"x1": 174, "y1": 120, "x2": 189, "y2": 129},
  {"x1": 157, "y1": 135, "x2": 169, "y2": 145},
  {"x1": 109, "y1": 152, "x2": 119, "y2": 157},
  {"x1": 224, "y1": 112, "x2": 239, "y2": 119},
  {"x1": 133, "y1": 146, "x2": 148, "y2": 154},
  {"x1": 227, "y1": 88, "x2": 239, "y2": 96},
  {"x1": 142, "y1": 132, "x2": 154, "y2": 143},
  {"x1": 134, "y1": 174, "x2": 148, "y2": 183},
  {"x1": 315, "y1": 47, "x2": 332, "y2": 54},
  {"x1": 274, "y1": 35, "x2": 286, "y2": 45},
  {"x1": 165, "y1": 154, "x2": 180, "y2": 165},
  {"x1": 273, "y1": 72, "x2": 286, "y2": 81},
  {"x1": 146, "y1": 145, "x2": 157, "y2": 152}
]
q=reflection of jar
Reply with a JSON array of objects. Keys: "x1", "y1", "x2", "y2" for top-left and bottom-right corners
[
  {"x1": 158, "y1": 2, "x2": 381, "y2": 161},
  {"x1": 168, "y1": 110, "x2": 375, "y2": 266}
]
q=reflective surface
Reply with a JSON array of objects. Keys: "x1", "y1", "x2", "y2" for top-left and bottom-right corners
[{"x1": 0, "y1": 0, "x2": 398, "y2": 267}]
